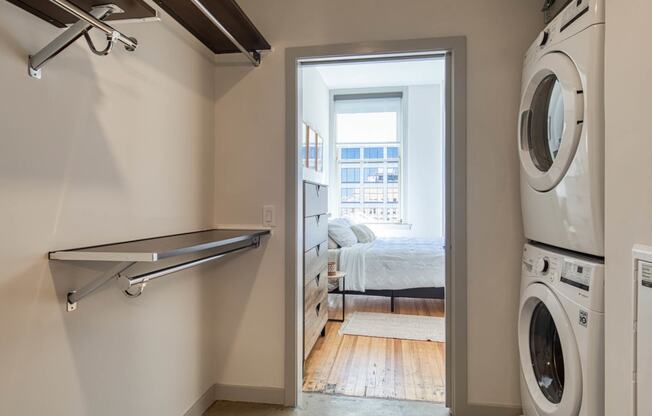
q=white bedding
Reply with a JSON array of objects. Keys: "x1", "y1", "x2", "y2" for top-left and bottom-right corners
[{"x1": 332, "y1": 238, "x2": 445, "y2": 292}]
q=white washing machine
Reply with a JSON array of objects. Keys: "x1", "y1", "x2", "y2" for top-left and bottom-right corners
[
  {"x1": 518, "y1": 243, "x2": 604, "y2": 416},
  {"x1": 518, "y1": 0, "x2": 605, "y2": 257}
]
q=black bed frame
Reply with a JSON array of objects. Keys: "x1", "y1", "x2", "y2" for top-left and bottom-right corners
[{"x1": 331, "y1": 286, "x2": 445, "y2": 313}]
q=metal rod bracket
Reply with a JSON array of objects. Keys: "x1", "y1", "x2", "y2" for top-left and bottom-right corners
[{"x1": 28, "y1": 2, "x2": 138, "y2": 79}]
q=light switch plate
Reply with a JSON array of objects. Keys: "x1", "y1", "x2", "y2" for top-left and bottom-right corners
[{"x1": 262, "y1": 205, "x2": 276, "y2": 227}]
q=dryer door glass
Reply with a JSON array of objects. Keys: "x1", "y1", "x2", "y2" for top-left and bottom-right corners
[
  {"x1": 528, "y1": 74, "x2": 565, "y2": 173},
  {"x1": 529, "y1": 301, "x2": 565, "y2": 404}
]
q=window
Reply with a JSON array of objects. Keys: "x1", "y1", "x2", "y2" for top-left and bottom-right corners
[
  {"x1": 340, "y1": 167, "x2": 360, "y2": 183},
  {"x1": 334, "y1": 92, "x2": 404, "y2": 223},
  {"x1": 364, "y1": 147, "x2": 384, "y2": 159},
  {"x1": 341, "y1": 188, "x2": 361, "y2": 203},
  {"x1": 341, "y1": 148, "x2": 360, "y2": 160},
  {"x1": 387, "y1": 146, "x2": 399, "y2": 159},
  {"x1": 364, "y1": 167, "x2": 384, "y2": 183}
]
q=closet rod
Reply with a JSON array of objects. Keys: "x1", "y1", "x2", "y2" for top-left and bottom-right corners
[
  {"x1": 50, "y1": 0, "x2": 138, "y2": 50},
  {"x1": 117, "y1": 238, "x2": 260, "y2": 296},
  {"x1": 189, "y1": 0, "x2": 261, "y2": 66}
]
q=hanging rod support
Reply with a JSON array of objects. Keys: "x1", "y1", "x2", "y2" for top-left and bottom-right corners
[
  {"x1": 28, "y1": 2, "x2": 138, "y2": 79},
  {"x1": 188, "y1": 0, "x2": 261, "y2": 66},
  {"x1": 66, "y1": 261, "x2": 136, "y2": 311}
]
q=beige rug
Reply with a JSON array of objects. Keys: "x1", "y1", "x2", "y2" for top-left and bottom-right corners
[{"x1": 339, "y1": 312, "x2": 445, "y2": 342}]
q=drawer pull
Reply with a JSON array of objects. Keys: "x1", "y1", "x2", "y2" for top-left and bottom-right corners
[
  {"x1": 316, "y1": 274, "x2": 320, "y2": 285},
  {"x1": 316, "y1": 302, "x2": 322, "y2": 315},
  {"x1": 316, "y1": 244, "x2": 320, "y2": 256}
]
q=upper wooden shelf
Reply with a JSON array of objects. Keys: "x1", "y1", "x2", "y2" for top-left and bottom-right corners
[
  {"x1": 6, "y1": 0, "x2": 157, "y2": 27},
  {"x1": 152, "y1": 0, "x2": 270, "y2": 55},
  {"x1": 49, "y1": 229, "x2": 271, "y2": 262}
]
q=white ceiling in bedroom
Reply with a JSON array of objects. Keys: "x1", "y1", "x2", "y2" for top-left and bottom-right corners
[{"x1": 313, "y1": 57, "x2": 445, "y2": 89}]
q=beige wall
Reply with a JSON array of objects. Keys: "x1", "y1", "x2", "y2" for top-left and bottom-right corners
[
  {"x1": 0, "y1": 2, "x2": 216, "y2": 415},
  {"x1": 604, "y1": 1, "x2": 652, "y2": 414},
  {"x1": 213, "y1": 0, "x2": 541, "y2": 407}
]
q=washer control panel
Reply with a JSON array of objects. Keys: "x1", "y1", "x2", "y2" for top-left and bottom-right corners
[
  {"x1": 561, "y1": 261, "x2": 593, "y2": 291},
  {"x1": 523, "y1": 243, "x2": 605, "y2": 312}
]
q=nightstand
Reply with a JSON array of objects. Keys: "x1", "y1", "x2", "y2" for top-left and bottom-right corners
[{"x1": 327, "y1": 271, "x2": 346, "y2": 322}]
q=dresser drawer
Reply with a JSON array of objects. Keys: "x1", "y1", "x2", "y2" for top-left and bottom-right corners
[
  {"x1": 305, "y1": 268, "x2": 328, "y2": 308},
  {"x1": 304, "y1": 288, "x2": 328, "y2": 359},
  {"x1": 304, "y1": 182, "x2": 328, "y2": 217},
  {"x1": 304, "y1": 241, "x2": 328, "y2": 285},
  {"x1": 304, "y1": 213, "x2": 328, "y2": 251}
]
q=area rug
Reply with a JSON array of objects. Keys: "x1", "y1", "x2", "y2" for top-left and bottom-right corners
[{"x1": 339, "y1": 312, "x2": 445, "y2": 342}]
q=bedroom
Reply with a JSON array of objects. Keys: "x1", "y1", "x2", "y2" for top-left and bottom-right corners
[{"x1": 298, "y1": 56, "x2": 447, "y2": 402}]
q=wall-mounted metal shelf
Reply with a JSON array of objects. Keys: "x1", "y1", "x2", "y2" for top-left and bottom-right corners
[
  {"x1": 7, "y1": 0, "x2": 270, "y2": 78},
  {"x1": 152, "y1": 0, "x2": 271, "y2": 66},
  {"x1": 49, "y1": 229, "x2": 270, "y2": 311}
]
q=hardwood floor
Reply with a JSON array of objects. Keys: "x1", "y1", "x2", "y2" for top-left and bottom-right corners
[{"x1": 302, "y1": 295, "x2": 446, "y2": 403}]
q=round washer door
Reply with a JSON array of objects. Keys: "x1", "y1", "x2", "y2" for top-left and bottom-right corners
[
  {"x1": 518, "y1": 283, "x2": 582, "y2": 416},
  {"x1": 518, "y1": 52, "x2": 584, "y2": 192}
]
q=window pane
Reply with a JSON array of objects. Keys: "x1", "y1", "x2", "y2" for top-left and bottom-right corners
[
  {"x1": 364, "y1": 147, "x2": 384, "y2": 159},
  {"x1": 387, "y1": 185, "x2": 399, "y2": 203},
  {"x1": 341, "y1": 188, "x2": 361, "y2": 202},
  {"x1": 341, "y1": 148, "x2": 360, "y2": 160},
  {"x1": 386, "y1": 207, "x2": 400, "y2": 222},
  {"x1": 363, "y1": 187, "x2": 384, "y2": 203},
  {"x1": 364, "y1": 167, "x2": 384, "y2": 183},
  {"x1": 387, "y1": 147, "x2": 399, "y2": 158},
  {"x1": 363, "y1": 207, "x2": 385, "y2": 222},
  {"x1": 341, "y1": 167, "x2": 360, "y2": 183},
  {"x1": 341, "y1": 207, "x2": 362, "y2": 217},
  {"x1": 387, "y1": 166, "x2": 399, "y2": 183}
]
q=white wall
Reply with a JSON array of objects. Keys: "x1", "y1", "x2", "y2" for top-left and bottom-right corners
[
  {"x1": 213, "y1": 0, "x2": 541, "y2": 408},
  {"x1": 301, "y1": 66, "x2": 330, "y2": 185},
  {"x1": 604, "y1": 2, "x2": 652, "y2": 414},
  {"x1": 404, "y1": 84, "x2": 444, "y2": 240},
  {"x1": 0, "y1": 3, "x2": 216, "y2": 415}
]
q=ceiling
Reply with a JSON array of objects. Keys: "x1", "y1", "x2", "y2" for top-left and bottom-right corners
[{"x1": 312, "y1": 57, "x2": 445, "y2": 90}]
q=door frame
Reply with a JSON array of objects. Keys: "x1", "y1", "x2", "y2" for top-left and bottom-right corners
[{"x1": 285, "y1": 37, "x2": 468, "y2": 413}]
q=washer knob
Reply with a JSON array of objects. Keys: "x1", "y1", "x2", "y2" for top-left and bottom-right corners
[
  {"x1": 539, "y1": 30, "x2": 550, "y2": 47},
  {"x1": 535, "y1": 257, "x2": 550, "y2": 274}
]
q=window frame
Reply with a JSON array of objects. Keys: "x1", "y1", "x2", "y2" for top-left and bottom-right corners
[{"x1": 329, "y1": 87, "x2": 409, "y2": 224}]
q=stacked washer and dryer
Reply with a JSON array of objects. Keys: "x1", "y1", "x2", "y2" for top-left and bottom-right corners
[{"x1": 517, "y1": 1, "x2": 605, "y2": 416}]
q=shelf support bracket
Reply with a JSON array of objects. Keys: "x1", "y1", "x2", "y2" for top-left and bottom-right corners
[
  {"x1": 28, "y1": 2, "x2": 138, "y2": 79},
  {"x1": 66, "y1": 261, "x2": 136, "y2": 311}
]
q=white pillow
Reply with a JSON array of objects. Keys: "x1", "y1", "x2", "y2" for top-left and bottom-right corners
[
  {"x1": 328, "y1": 236, "x2": 339, "y2": 249},
  {"x1": 328, "y1": 218, "x2": 358, "y2": 247},
  {"x1": 351, "y1": 224, "x2": 376, "y2": 243}
]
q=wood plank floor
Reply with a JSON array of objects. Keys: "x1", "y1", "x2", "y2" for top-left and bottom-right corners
[{"x1": 303, "y1": 295, "x2": 446, "y2": 403}]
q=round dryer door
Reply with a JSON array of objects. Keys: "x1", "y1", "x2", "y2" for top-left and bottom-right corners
[
  {"x1": 518, "y1": 52, "x2": 584, "y2": 192},
  {"x1": 518, "y1": 283, "x2": 582, "y2": 416}
]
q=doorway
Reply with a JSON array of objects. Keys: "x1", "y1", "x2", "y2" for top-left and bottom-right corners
[{"x1": 285, "y1": 38, "x2": 467, "y2": 413}]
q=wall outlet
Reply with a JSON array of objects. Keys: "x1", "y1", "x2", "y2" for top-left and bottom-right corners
[{"x1": 262, "y1": 205, "x2": 276, "y2": 227}]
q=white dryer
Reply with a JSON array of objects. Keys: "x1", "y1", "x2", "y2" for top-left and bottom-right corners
[
  {"x1": 518, "y1": 243, "x2": 604, "y2": 416},
  {"x1": 519, "y1": 0, "x2": 605, "y2": 256}
]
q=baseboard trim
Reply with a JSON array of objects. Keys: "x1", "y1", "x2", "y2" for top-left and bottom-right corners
[
  {"x1": 184, "y1": 385, "x2": 216, "y2": 416},
  {"x1": 214, "y1": 383, "x2": 285, "y2": 405}
]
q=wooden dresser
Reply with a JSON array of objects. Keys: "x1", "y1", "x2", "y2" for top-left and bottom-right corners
[{"x1": 303, "y1": 181, "x2": 329, "y2": 359}]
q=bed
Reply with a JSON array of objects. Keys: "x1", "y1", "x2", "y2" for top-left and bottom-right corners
[{"x1": 328, "y1": 237, "x2": 445, "y2": 311}]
